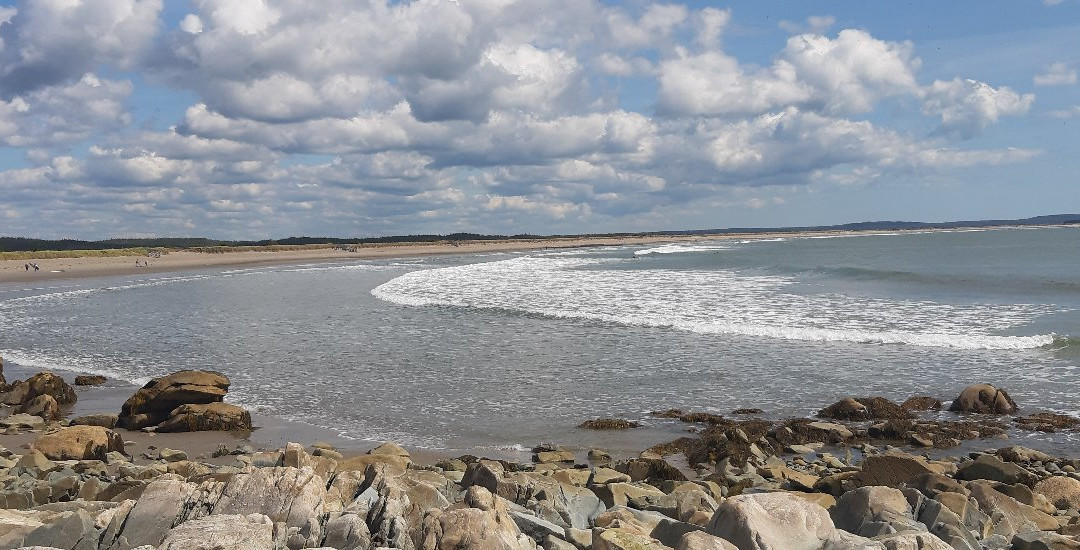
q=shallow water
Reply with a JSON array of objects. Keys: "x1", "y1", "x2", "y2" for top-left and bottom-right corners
[{"x1": 2, "y1": 227, "x2": 1079, "y2": 459}]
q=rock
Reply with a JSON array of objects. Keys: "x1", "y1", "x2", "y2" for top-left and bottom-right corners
[
  {"x1": 707, "y1": 492, "x2": 836, "y2": 550},
  {"x1": 908, "y1": 473, "x2": 968, "y2": 499},
  {"x1": 594, "y1": 527, "x2": 668, "y2": 550},
  {"x1": 588, "y1": 449, "x2": 612, "y2": 462},
  {"x1": 0, "y1": 412, "x2": 46, "y2": 430},
  {"x1": 819, "y1": 397, "x2": 909, "y2": 421},
  {"x1": 913, "y1": 499, "x2": 981, "y2": 549},
  {"x1": 955, "y1": 454, "x2": 1036, "y2": 485},
  {"x1": 536, "y1": 450, "x2": 575, "y2": 464},
  {"x1": 16, "y1": 449, "x2": 55, "y2": 471},
  {"x1": 117, "y1": 370, "x2": 231, "y2": 429},
  {"x1": 967, "y1": 481, "x2": 1058, "y2": 538},
  {"x1": 156, "y1": 403, "x2": 252, "y2": 432},
  {"x1": 323, "y1": 512, "x2": 372, "y2": 550},
  {"x1": 593, "y1": 482, "x2": 667, "y2": 509},
  {"x1": 0, "y1": 355, "x2": 5, "y2": 390},
  {"x1": 900, "y1": 397, "x2": 942, "y2": 412},
  {"x1": 512, "y1": 510, "x2": 567, "y2": 543},
  {"x1": 851, "y1": 453, "x2": 936, "y2": 488},
  {"x1": 993, "y1": 482, "x2": 1055, "y2": 514},
  {"x1": 1, "y1": 372, "x2": 77, "y2": 406},
  {"x1": 909, "y1": 434, "x2": 933, "y2": 448},
  {"x1": 462, "y1": 460, "x2": 603, "y2": 530},
  {"x1": 73, "y1": 374, "x2": 107, "y2": 386},
  {"x1": 69, "y1": 413, "x2": 119, "y2": 428},
  {"x1": 18, "y1": 508, "x2": 98, "y2": 550},
  {"x1": 213, "y1": 466, "x2": 328, "y2": 548},
  {"x1": 371, "y1": 441, "x2": 411, "y2": 457},
  {"x1": 757, "y1": 464, "x2": 819, "y2": 491},
  {"x1": 31, "y1": 426, "x2": 124, "y2": 460},
  {"x1": 874, "y1": 532, "x2": 953, "y2": 550},
  {"x1": 158, "y1": 513, "x2": 279, "y2": 549},
  {"x1": 1035, "y1": 475, "x2": 1080, "y2": 510},
  {"x1": 579, "y1": 418, "x2": 642, "y2": 430},
  {"x1": 831, "y1": 486, "x2": 922, "y2": 538},
  {"x1": 615, "y1": 458, "x2": 688, "y2": 484},
  {"x1": 806, "y1": 421, "x2": 854, "y2": 440},
  {"x1": 158, "y1": 448, "x2": 187, "y2": 462},
  {"x1": 421, "y1": 485, "x2": 532, "y2": 550},
  {"x1": 947, "y1": 384, "x2": 1017, "y2": 414},
  {"x1": 677, "y1": 530, "x2": 737, "y2": 550},
  {"x1": 996, "y1": 446, "x2": 1054, "y2": 464},
  {"x1": 1011, "y1": 530, "x2": 1080, "y2": 550},
  {"x1": 18, "y1": 394, "x2": 61, "y2": 421}
]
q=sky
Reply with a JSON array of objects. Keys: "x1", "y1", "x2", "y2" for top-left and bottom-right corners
[{"x1": 0, "y1": 1, "x2": 1077, "y2": 239}]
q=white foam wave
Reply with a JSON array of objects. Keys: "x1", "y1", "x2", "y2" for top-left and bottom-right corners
[
  {"x1": 0, "y1": 348, "x2": 151, "y2": 386},
  {"x1": 372, "y1": 256, "x2": 1059, "y2": 350},
  {"x1": 634, "y1": 243, "x2": 731, "y2": 256}
]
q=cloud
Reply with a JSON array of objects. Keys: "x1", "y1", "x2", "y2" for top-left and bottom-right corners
[
  {"x1": 1034, "y1": 62, "x2": 1077, "y2": 86},
  {"x1": 0, "y1": 74, "x2": 133, "y2": 147},
  {"x1": 921, "y1": 78, "x2": 1034, "y2": 138},
  {"x1": 657, "y1": 29, "x2": 919, "y2": 117},
  {"x1": 779, "y1": 15, "x2": 836, "y2": 35},
  {"x1": 0, "y1": 0, "x2": 162, "y2": 97},
  {"x1": 0, "y1": 1, "x2": 1050, "y2": 238},
  {"x1": 1049, "y1": 105, "x2": 1080, "y2": 119}
]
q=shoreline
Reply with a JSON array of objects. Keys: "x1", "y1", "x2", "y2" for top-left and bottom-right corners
[{"x1": 2, "y1": 224, "x2": 1063, "y2": 284}]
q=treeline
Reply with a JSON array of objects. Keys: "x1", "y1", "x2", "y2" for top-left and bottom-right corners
[
  {"x1": 0, "y1": 233, "x2": 537, "y2": 253},
  {"x1": 2, "y1": 214, "x2": 1078, "y2": 253}
]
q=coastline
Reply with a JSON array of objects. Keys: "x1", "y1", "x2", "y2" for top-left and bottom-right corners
[{"x1": 1, "y1": 224, "x2": 1055, "y2": 284}]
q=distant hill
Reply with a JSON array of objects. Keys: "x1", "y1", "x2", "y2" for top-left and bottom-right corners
[{"x1": 2, "y1": 214, "x2": 1078, "y2": 253}]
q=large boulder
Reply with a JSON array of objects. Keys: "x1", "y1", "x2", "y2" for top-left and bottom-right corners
[
  {"x1": 117, "y1": 370, "x2": 230, "y2": 429},
  {"x1": 955, "y1": 454, "x2": 1036, "y2": 485},
  {"x1": 1033, "y1": 475, "x2": 1080, "y2": 510},
  {"x1": 158, "y1": 513, "x2": 280, "y2": 549},
  {"x1": 421, "y1": 485, "x2": 534, "y2": 550},
  {"x1": 707, "y1": 492, "x2": 836, "y2": 550},
  {"x1": 18, "y1": 394, "x2": 61, "y2": 421},
  {"x1": 31, "y1": 425, "x2": 125, "y2": 460},
  {"x1": 831, "y1": 486, "x2": 923, "y2": 538},
  {"x1": 851, "y1": 453, "x2": 937, "y2": 489},
  {"x1": 947, "y1": 384, "x2": 1017, "y2": 414},
  {"x1": 156, "y1": 403, "x2": 252, "y2": 432},
  {"x1": 966, "y1": 481, "x2": 1057, "y2": 538},
  {"x1": 1, "y1": 372, "x2": 77, "y2": 406},
  {"x1": 213, "y1": 466, "x2": 328, "y2": 548}
]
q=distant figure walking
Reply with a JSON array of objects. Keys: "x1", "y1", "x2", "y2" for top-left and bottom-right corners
[
  {"x1": 24, "y1": 263, "x2": 29, "y2": 271},
  {"x1": 31, "y1": 263, "x2": 39, "y2": 271}
]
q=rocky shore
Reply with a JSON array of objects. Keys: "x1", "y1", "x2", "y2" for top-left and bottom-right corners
[{"x1": 2, "y1": 357, "x2": 1080, "y2": 549}]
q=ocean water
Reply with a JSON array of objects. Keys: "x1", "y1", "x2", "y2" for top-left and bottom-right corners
[{"x1": 1, "y1": 227, "x2": 1079, "y2": 458}]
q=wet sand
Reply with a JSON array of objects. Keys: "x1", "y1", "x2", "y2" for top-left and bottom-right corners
[{"x1": 0, "y1": 236, "x2": 702, "y2": 284}]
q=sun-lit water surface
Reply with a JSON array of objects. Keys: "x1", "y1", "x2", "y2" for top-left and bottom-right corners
[{"x1": 1, "y1": 227, "x2": 1079, "y2": 457}]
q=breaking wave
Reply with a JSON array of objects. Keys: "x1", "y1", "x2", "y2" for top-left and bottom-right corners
[{"x1": 372, "y1": 256, "x2": 1060, "y2": 350}]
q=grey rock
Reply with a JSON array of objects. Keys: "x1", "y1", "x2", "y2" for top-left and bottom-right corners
[
  {"x1": 157, "y1": 513, "x2": 280, "y2": 549},
  {"x1": 831, "y1": 486, "x2": 925, "y2": 538}
]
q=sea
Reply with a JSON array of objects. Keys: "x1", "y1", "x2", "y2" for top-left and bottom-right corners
[{"x1": 1, "y1": 226, "x2": 1079, "y2": 459}]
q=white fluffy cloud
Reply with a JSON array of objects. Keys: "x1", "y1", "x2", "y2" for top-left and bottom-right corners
[
  {"x1": 658, "y1": 29, "x2": 920, "y2": 117},
  {"x1": 0, "y1": 1, "x2": 1049, "y2": 238},
  {"x1": 0, "y1": 0, "x2": 161, "y2": 96},
  {"x1": 921, "y1": 78, "x2": 1034, "y2": 138},
  {"x1": 0, "y1": 74, "x2": 133, "y2": 147}
]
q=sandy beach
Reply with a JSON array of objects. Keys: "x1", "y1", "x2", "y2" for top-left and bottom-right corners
[
  {"x1": 0, "y1": 236, "x2": 698, "y2": 284},
  {"x1": 0, "y1": 231, "x2": 874, "y2": 284}
]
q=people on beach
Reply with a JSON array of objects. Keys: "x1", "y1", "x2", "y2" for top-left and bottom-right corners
[{"x1": 24, "y1": 263, "x2": 28, "y2": 271}]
